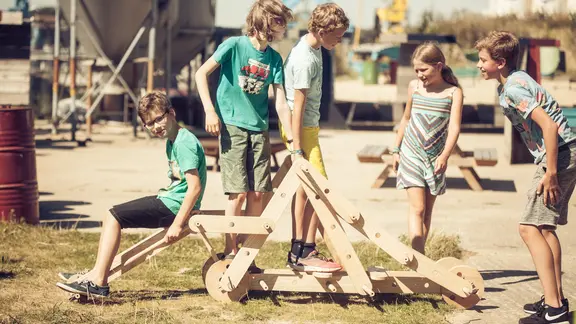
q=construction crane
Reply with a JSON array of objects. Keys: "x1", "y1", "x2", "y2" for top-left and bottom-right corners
[{"x1": 376, "y1": 0, "x2": 408, "y2": 36}]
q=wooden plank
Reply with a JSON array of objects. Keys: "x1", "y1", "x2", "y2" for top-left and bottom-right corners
[
  {"x1": 248, "y1": 269, "x2": 442, "y2": 294},
  {"x1": 261, "y1": 156, "x2": 293, "y2": 216},
  {"x1": 201, "y1": 138, "x2": 287, "y2": 171},
  {"x1": 382, "y1": 154, "x2": 475, "y2": 168},
  {"x1": 0, "y1": 93, "x2": 29, "y2": 105},
  {"x1": 0, "y1": 11, "x2": 24, "y2": 25},
  {"x1": 460, "y1": 167, "x2": 483, "y2": 191},
  {"x1": 67, "y1": 227, "x2": 192, "y2": 284},
  {"x1": 298, "y1": 164, "x2": 374, "y2": 296},
  {"x1": 345, "y1": 102, "x2": 357, "y2": 126},
  {"x1": 219, "y1": 160, "x2": 302, "y2": 292},
  {"x1": 358, "y1": 225, "x2": 473, "y2": 298},
  {"x1": 1, "y1": 82, "x2": 31, "y2": 93},
  {"x1": 190, "y1": 215, "x2": 275, "y2": 234},
  {"x1": 474, "y1": 148, "x2": 498, "y2": 167},
  {"x1": 297, "y1": 162, "x2": 361, "y2": 224},
  {"x1": 107, "y1": 227, "x2": 192, "y2": 282},
  {"x1": 392, "y1": 102, "x2": 405, "y2": 123},
  {"x1": 371, "y1": 163, "x2": 392, "y2": 188},
  {"x1": 299, "y1": 168, "x2": 474, "y2": 298},
  {"x1": 357, "y1": 145, "x2": 389, "y2": 163}
]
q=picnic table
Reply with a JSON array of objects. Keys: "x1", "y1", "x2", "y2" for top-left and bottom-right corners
[
  {"x1": 357, "y1": 144, "x2": 497, "y2": 191},
  {"x1": 200, "y1": 137, "x2": 287, "y2": 172}
]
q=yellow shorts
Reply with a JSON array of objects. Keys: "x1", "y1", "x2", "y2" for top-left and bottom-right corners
[{"x1": 280, "y1": 125, "x2": 327, "y2": 178}]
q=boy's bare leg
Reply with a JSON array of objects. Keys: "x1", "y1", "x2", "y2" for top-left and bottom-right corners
[
  {"x1": 236, "y1": 191, "x2": 265, "y2": 245},
  {"x1": 91, "y1": 213, "x2": 122, "y2": 286},
  {"x1": 245, "y1": 191, "x2": 265, "y2": 216},
  {"x1": 225, "y1": 193, "x2": 246, "y2": 255},
  {"x1": 292, "y1": 186, "x2": 308, "y2": 240},
  {"x1": 303, "y1": 203, "x2": 318, "y2": 244},
  {"x1": 542, "y1": 227, "x2": 564, "y2": 300},
  {"x1": 406, "y1": 187, "x2": 427, "y2": 254},
  {"x1": 519, "y1": 224, "x2": 562, "y2": 308}
]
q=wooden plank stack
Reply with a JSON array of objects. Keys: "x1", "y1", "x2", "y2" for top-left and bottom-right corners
[{"x1": 0, "y1": 14, "x2": 30, "y2": 106}]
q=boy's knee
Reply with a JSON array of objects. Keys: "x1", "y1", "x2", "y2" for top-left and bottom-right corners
[
  {"x1": 248, "y1": 191, "x2": 265, "y2": 201},
  {"x1": 229, "y1": 192, "x2": 247, "y2": 202},
  {"x1": 105, "y1": 211, "x2": 121, "y2": 226},
  {"x1": 518, "y1": 224, "x2": 538, "y2": 240}
]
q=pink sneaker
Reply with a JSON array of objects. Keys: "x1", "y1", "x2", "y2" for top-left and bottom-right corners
[{"x1": 287, "y1": 250, "x2": 342, "y2": 273}]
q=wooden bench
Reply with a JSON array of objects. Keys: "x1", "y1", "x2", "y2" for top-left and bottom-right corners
[
  {"x1": 357, "y1": 144, "x2": 498, "y2": 191},
  {"x1": 200, "y1": 137, "x2": 287, "y2": 172}
]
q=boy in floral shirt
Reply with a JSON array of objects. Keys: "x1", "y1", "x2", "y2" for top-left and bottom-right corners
[{"x1": 476, "y1": 31, "x2": 574, "y2": 324}]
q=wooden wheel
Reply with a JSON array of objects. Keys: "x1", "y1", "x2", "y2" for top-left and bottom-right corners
[
  {"x1": 204, "y1": 259, "x2": 250, "y2": 303},
  {"x1": 441, "y1": 265, "x2": 485, "y2": 310},
  {"x1": 436, "y1": 257, "x2": 465, "y2": 270},
  {"x1": 201, "y1": 253, "x2": 225, "y2": 283},
  {"x1": 68, "y1": 293, "x2": 89, "y2": 303}
]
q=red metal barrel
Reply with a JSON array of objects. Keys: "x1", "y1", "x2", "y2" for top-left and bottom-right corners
[{"x1": 0, "y1": 105, "x2": 39, "y2": 224}]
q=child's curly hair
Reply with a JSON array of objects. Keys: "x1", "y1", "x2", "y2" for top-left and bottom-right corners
[
  {"x1": 308, "y1": 3, "x2": 349, "y2": 34},
  {"x1": 245, "y1": 0, "x2": 293, "y2": 42}
]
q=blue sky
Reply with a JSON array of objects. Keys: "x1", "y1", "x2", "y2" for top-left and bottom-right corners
[{"x1": 1, "y1": 0, "x2": 488, "y2": 28}]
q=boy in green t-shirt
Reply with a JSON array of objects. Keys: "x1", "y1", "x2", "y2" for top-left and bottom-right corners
[
  {"x1": 195, "y1": 0, "x2": 294, "y2": 257},
  {"x1": 56, "y1": 91, "x2": 207, "y2": 298}
]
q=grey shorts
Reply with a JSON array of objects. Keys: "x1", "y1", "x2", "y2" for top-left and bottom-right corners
[
  {"x1": 219, "y1": 124, "x2": 272, "y2": 194},
  {"x1": 521, "y1": 142, "x2": 576, "y2": 227}
]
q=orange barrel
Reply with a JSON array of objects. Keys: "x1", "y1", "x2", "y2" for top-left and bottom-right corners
[{"x1": 0, "y1": 105, "x2": 39, "y2": 224}]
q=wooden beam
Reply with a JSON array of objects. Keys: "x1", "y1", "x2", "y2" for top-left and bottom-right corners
[
  {"x1": 219, "y1": 160, "x2": 303, "y2": 292},
  {"x1": 298, "y1": 165, "x2": 374, "y2": 296},
  {"x1": 371, "y1": 163, "x2": 392, "y2": 188},
  {"x1": 67, "y1": 227, "x2": 192, "y2": 284},
  {"x1": 296, "y1": 163, "x2": 475, "y2": 298},
  {"x1": 248, "y1": 269, "x2": 442, "y2": 294},
  {"x1": 190, "y1": 215, "x2": 275, "y2": 234}
]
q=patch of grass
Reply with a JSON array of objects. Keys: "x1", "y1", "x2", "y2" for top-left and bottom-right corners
[
  {"x1": 399, "y1": 231, "x2": 464, "y2": 261},
  {"x1": 0, "y1": 223, "x2": 466, "y2": 324}
]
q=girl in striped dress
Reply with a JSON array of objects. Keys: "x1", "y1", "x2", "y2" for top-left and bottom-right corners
[{"x1": 391, "y1": 42, "x2": 464, "y2": 255}]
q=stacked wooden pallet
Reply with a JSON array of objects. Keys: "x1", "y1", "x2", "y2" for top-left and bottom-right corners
[{"x1": 0, "y1": 13, "x2": 30, "y2": 106}]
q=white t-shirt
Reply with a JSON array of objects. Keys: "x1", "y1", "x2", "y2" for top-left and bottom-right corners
[{"x1": 284, "y1": 35, "x2": 323, "y2": 127}]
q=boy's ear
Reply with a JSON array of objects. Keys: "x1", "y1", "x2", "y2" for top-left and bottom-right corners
[{"x1": 497, "y1": 58, "x2": 507, "y2": 70}]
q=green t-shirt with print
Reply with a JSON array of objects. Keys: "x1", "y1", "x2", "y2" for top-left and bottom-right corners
[
  {"x1": 157, "y1": 128, "x2": 207, "y2": 214},
  {"x1": 213, "y1": 35, "x2": 284, "y2": 131}
]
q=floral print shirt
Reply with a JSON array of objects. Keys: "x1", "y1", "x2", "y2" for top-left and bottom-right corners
[{"x1": 498, "y1": 70, "x2": 575, "y2": 164}]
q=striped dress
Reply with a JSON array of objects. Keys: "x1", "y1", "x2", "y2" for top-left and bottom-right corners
[{"x1": 396, "y1": 85, "x2": 456, "y2": 195}]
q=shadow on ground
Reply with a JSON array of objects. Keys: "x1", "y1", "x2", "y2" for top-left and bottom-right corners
[
  {"x1": 480, "y1": 269, "x2": 539, "y2": 285},
  {"x1": 39, "y1": 199, "x2": 101, "y2": 229},
  {"x1": 380, "y1": 176, "x2": 517, "y2": 192}
]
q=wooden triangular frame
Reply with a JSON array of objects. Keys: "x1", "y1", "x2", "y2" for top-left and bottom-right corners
[{"x1": 65, "y1": 156, "x2": 484, "y2": 309}]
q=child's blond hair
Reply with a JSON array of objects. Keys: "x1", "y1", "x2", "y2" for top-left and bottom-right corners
[
  {"x1": 245, "y1": 0, "x2": 293, "y2": 42},
  {"x1": 308, "y1": 3, "x2": 349, "y2": 34},
  {"x1": 475, "y1": 31, "x2": 520, "y2": 70},
  {"x1": 412, "y1": 42, "x2": 460, "y2": 88},
  {"x1": 137, "y1": 91, "x2": 171, "y2": 121}
]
